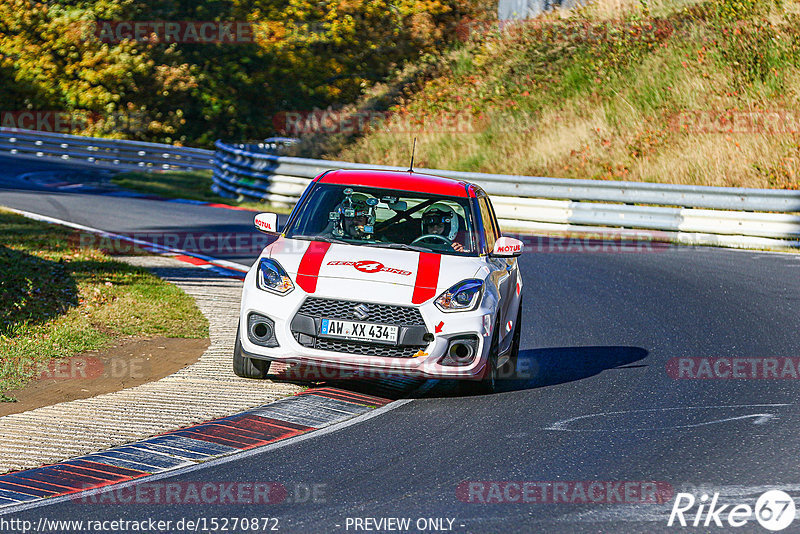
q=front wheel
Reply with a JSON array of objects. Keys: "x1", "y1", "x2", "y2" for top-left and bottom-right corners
[
  {"x1": 480, "y1": 353, "x2": 499, "y2": 394},
  {"x1": 498, "y1": 302, "x2": 522, "y2": 379},
  {"x1": 233, "y1": 327, "x2": 271, "y2": 379},
  {"x1": 475, "y1": 321, "x2": 501, "y2": 394}
]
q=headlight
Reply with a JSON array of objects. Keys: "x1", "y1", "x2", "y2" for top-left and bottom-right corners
[
  {"x1": 256, "y1": 258, "x2": 294, "y2": 295},
  {"x1": 435, "y1": 279, "x2": 483, "y2": 312}
]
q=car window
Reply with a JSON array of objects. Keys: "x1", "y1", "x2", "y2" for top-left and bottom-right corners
[
  {"x1": 478, "y1": 195, "x2": 498, "y2": 252},
  {"x1": 286, "y1": 184, "x2": 479, "y2": 256}
]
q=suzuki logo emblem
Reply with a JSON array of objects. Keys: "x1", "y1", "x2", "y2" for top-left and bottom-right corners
[{"x1": 352, "y1": 304, "x2": 370, "y2": 321}]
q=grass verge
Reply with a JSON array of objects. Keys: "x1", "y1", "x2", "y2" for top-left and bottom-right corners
[
  {"x1": 111, "y1": 170, "x2": 292, "y2": 213},
  {"x1": 0, "y1": 208, "x2": 209, "y2": 402}
]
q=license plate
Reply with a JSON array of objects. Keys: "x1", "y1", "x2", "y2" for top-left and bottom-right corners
[{"x1": 319, "y1": 318, "x2": 398, "y2": 344}]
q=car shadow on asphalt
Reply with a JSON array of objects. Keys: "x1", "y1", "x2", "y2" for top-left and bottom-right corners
[
  {"x1": 264, "y1": 346, "x2": 649, "y2": 399},
  {"x1": 496, "y1": 345, "x2": 650, "y2": 393},
  {"x1": 427, "y1": 345, "x2": 649, "y2": 397}
]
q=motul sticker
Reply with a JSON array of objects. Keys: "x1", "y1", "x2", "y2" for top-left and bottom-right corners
[
  {"x1": 254, "y1": 213, "x2": 277, "y2": 232},
  {"x1": 255, "y1": 218, "x2": 274, "y2": 231},
  {"x1": 326, "y1": 260, "x2": 412, "y2": 276}
]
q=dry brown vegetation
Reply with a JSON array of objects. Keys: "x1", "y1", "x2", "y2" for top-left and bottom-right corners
[{"x1": 314, "y1": 0, "x2": 800, "y2": 190}]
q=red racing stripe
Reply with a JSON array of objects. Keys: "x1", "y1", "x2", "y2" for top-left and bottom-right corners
[
  {"x1": 295, "y1": 241, "x2": 331, "y2": 293},
  {"x1": 411, "y1": 252, "x2": 441, "y2": 305}
]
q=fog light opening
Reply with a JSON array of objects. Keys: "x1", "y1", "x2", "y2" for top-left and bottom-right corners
[
  {"x1": 255, "y1": 323, "x2": 268, "y2": 338},
  {"x1": 250, "y1": 321, "x2": 273, "y2": 341},
  {"x1": 247, "y1": 313, "x2": 279, "y2": 348},
  {"x1": 449, "y1": 341, "x2": 475, "y2": 364}
]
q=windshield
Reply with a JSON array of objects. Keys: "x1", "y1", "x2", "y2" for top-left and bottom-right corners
[{"x1": 285, "y1": 184, "x2": 478, "y2": 256}]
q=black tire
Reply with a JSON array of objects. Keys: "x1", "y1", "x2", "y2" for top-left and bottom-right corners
[
  {"x1": 498, "y1": 301, "x2": 522, "y2": 380},
  {"x1": 480, "y1": 353, "x2": 499, "y2": 394},
  {"x1": 475, "y1": 321, "x2": 501, "y2": 394},
  {"x1": 233, "y1": 327, "x2": 271, "y2": 379}
]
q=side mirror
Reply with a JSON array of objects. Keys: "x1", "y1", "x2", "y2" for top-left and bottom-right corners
[
  {"x1": 491, "y1": 236, "x2": 523, "y2": 257},
  {"x1": 254, "y1": 213, "x2": 279, "y2": 234}
]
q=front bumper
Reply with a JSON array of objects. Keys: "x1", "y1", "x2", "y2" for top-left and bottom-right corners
[{"x1": 239, "y1": 271, "x2": 494, "y2": 380}]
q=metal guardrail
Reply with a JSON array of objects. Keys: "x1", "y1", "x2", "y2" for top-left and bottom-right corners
[
  {"x1": 0, "y1": 128, "x2": 797, "y2": 250},
  {"x1": 499, "y1": 0, "x2": 584, "y2": 21},
  {"x1": 213, "y1": 140, "x2": 800, "y2": 249},
  {"x1": 0, "y1": 128, "x2": 214, "y2": 171},
  {"x1": 213, "y1": 141, "x2": 800, "y2": 212}
]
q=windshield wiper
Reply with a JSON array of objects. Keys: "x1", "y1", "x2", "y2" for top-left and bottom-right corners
[
  {"x1": 292, "y1": 237, "x2": 432, "y2": 253},
  {"x1": 370, "y1": 242, "x2": 430, "y2": 253},
  {"x1": 291, "y1": 235, "x2": 350, "y2": 245}
]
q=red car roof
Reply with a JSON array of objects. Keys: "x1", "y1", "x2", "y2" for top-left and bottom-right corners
[{"x1": 315, "y1": 169, "x2": 473, "y2": 198}]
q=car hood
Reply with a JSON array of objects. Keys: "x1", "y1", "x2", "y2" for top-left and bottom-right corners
[{"x1": 264, "y1": 238, "x2": 486, "y2": 303}]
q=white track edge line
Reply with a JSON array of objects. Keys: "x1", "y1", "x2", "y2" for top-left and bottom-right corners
[{"x1": 1, "y1": 207, "x2": 250, "y2": 272}]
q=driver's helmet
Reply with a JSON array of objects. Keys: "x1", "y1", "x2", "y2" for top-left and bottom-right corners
[
  {"x1": 421, "y1": 203, "x2": 458, "y2": 240},
  {"x1": 333, "y1": 191, "x2": 376, "y2": 239}
]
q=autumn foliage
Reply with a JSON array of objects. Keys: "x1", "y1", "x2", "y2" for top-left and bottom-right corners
[{"x1": 0, "y1": 0, "x2": 490, "y2": 146}]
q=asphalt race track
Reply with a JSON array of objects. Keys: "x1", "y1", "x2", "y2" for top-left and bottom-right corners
[{"x1": 2, "y1": 155, "x2": 800, "y2": 533}]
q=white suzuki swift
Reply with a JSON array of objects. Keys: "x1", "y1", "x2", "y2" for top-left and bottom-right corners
[{"x1": 235, "y1": 169, "x2": 524, "y2": 392}]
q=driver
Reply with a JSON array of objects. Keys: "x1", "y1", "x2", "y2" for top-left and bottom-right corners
[
  {"x1": 421, "y1": 203, "x2": 464, "y2": 252},
  {"x1": 333, "y1": 192, "x2": 376, "y2": 240}
]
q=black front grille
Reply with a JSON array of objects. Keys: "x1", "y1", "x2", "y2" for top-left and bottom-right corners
[
  {"x1": 313, "y1": 338, "x2": 424, "y2": 359},
  {"x1": 297, "y1": 297, "x2": 425, "y2": 326},
  {"x1": 292, "y1": 297, "x2": 429, "y2": 358}
]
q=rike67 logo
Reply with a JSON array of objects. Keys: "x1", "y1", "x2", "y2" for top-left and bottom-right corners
[{"x1": 668, "y1": 490, "x2": 796, "y2": 531}]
